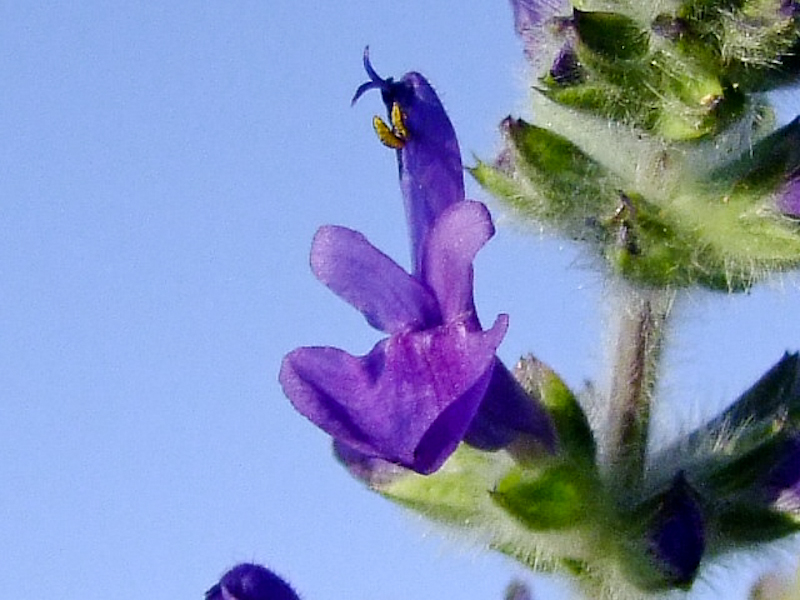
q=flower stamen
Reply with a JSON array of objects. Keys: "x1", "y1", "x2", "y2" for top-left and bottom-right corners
[{"x1": 372, "y1": 102, "x2": 408, "y2": 149}]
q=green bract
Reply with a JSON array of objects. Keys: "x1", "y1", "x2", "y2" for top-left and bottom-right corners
[{"x1": 476, "y1": 3, "x2": 800, "y2": 291}]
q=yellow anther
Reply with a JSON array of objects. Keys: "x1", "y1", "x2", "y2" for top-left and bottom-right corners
[
  {"x1": 390, "y1": 102, "x2": 409, "y2": 140},
  {"x1": 373, "y1": 115, "x2": 406, "y2": 150}
]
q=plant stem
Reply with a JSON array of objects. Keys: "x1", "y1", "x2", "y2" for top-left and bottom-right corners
[{"x1": 600, "y1": 284, "x2": 675, "y2": 493}]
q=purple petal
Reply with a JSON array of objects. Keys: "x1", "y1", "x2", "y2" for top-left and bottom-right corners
[
  {"x1": 353, "y1": 51, "x2": 465, "y2": 276},
  {"x1": 464, "y1": 360, "x2": 557, "y2": 452},
  {"x1": 333, "y1": 440, "x2": 406, "y2": 487},
  {"x1": 395, "y1": 71, "x2": 465, "y2": 275},
  {"x1": 421, "y1": 201, "x2": 495, "y2": 325},
  {"x1": 279, "y1": 317, "x2": 508, "y2": 474},
  {"x1": 504, "y1": 581, "x2": 533, "y2": 600},
  {"x1": 311, "y1": 225, "x2": 440, "y2": 334},
  {"x1": 647, "y1": 474, "x2": 705, "y2": 589},
  {"x1": 206, "y1": 564, "x2": 299, "y2": 600},
  {"x1": 510, "y1": 0, "x2": 571, "y2": 59},
  {"x1": 778, "y1": 172, "x2": 800, "y2": 218}
]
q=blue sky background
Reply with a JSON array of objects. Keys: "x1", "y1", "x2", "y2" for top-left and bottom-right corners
[{"x1": 2, "y1": 2, "x2": 800, "y2": 599}]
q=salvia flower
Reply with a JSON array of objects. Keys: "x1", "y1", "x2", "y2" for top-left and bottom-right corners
[
  {"x1": 280, "y1": 54, "x2": 554, "y2": 475},
  {"x1": 206, "y1": 564, "x2": 300, "y2": 600}
]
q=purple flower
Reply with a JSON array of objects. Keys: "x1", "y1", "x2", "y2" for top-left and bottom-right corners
[
  {"x1": 280, "y1": 203, "x2": 508, "y2": 475},
  {"x1": 646, "y1": 473, "x2": 705, "y2": 589},
  {"x1": 206, "y1": 564, "x2": 299, "y2": 600},
  {"x1": 280, "y1": 54, "x2": 554, "y2": 475}
]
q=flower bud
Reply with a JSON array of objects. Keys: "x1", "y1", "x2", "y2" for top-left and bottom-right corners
[
  {"x1": 622, "y1": 474, "x2": 705, "y2": 591},
  {"x1": 206, "y1": 564, "x2": 300, "y2": 600}
]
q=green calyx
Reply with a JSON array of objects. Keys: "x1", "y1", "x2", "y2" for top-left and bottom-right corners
[
  {"x1": 369, "y1": 355, "x2": 712, "y2": 596},
  {"x1": 538, "y1": 4, "x2": 800, "y2": 138},
  {"x1": 363, "y1": 354, "x2": 800, "y2": 593},
  {"x1": 474, "y1": 107, "x2": 800, "y2": 291},
  {"x1": 541, "y1": 8, "x2": 744, "y2": 140},
  {"x1": 492, "y1": 462, "x2": 596, "y2": 530},
  {"x1": 675, "y1": 0, "x2": 800, "y2": 91},
  {"x1": 514, "y1": 355, "x2": 596, "y2": 465}
]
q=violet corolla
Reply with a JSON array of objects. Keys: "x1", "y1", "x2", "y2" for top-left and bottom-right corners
[
  {"x1": 279, "y1": 53, "x2": 554, "y2": 476},
  {"x1": 206, "y1": 564, "x2": 300, "y2": 600},
  {"x1": 645, "y1": 474, "x2": 705, "y2": 590}
]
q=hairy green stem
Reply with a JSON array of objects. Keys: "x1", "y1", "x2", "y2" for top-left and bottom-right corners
[{"x1": 601, "y1": 284, "x2": 675, "y2": 493}]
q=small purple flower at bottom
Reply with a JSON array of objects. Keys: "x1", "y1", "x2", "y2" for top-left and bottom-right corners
[
  {"x1": 206, "y1": 564, "x2": 299, "y2": 600},
  {"x1": 504, "y1": 580, "x2": 533, "y2": 600}
]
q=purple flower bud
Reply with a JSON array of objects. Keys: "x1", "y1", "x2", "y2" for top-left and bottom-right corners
[
  {"x1": 646, "y1": 473, "x2": 705, "y2": 589},
  {"x1": 777, "y1": 170, "x2": 800, "y2": 218},
  {"x1": 206, "y1": 564, "x2": 300, "y2": 600},
  {"x1": 763, "y1": 433, "x2": 800, "y2": 512},
  {"x1": 548, "y1": 43, "x2": 582, "y2": 85},
  {"x1": 650, "y1": 15, "x2": 688, "y2": 40},
  {"x1": 781, "y1": 0, "x2": 799, "y2": 17},
  {"x1": 504, "y1": 580, "x2": 533, "y2": 600}
]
